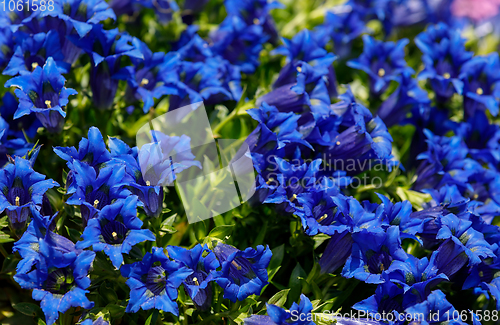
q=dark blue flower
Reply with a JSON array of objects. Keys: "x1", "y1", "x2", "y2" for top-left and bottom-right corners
[
  {"x1": 436, "y1": 213, "x2": 495, "y2": 265},
  {"x1": 429, "y1": 238, "x2": 469, "y2": 278},
  {"x1": 387, "y1": 255, "x2": 449, "y2": 306},
  {"x1": 404, "y1": 290, "x2": 465, "y2": 325},
  {"x1": 136, "y1": 0, "x2": 179, "y2": 23},
  {"x1": 0, "y1": 156, "x2": 58, "y2": 233},
  {"x1": 0, "y1": 117, "x2": 34, "y2": 167},
  {"x1": 210, "y1": 15, "x2": 268, "y2": 74},
  {"x1": 5, "y1": 57, "x2": 77, "y2": 132},
  {"x1": 48, "y1": 0, "x2": 116, "y2": 38},
  {"x1": 459, "y1": 52, "x2": 500, "y2": 117},
  {"x1": 416, "y1": 23, "x2": 473, "y2": 101},
  {"x1": 69, "y1": 25, "x2": 143, "y2": 110},
  {"x1": 347, "y1": 35, "x2": 412, "y2": 96},
  {"x1": 13, "y1": 231, "x2": 95, "y2": 325},
  {"x1": 3, "y1": 31, "x2": 68, "y2": 76},
  {"x1": 377, "y1": 71, "x2": 430, "y2": 128},
  {"x1": 65, "y1": 161, "x2": 131, "y2": 225},
  {"x1": 166, "y1": 244, "x2": 220, "y2": 311},
  {"x1": 313, "y1": 10, "x2": 366, "y2": 59},
  {"x1": 80, "y1": 317, "x2": 110, "y2": 325},
  {"x1": 0, "y1": 92, "x2": 42, "y2": 139},
  {"x1": 76, "y1": 196, "x2": 155, "y2": 269},
  {"x1": 121, "y1": 246, "x2": 192, "y2": 314},
  {"x1": 213, "y1": 243, "x2": 272, "y2": 302},
  {"x1": 116, "y1": 39, "x2": 178, "y2": 113},
  {"x1": 244, "y1": 294, "x2": 315, "y2": 325},
  {"x1": 342, "y1": 226, "x2": 408, "y2": 284}
]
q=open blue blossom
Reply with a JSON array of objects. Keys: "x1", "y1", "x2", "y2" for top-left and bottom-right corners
[
  {"x1": 121, "y1": 246, "x2": 192, "y2": 314},
  {"x1": 0, "y1": 117, "x2": 34, "y2": 167},
  {"x1": 76, "y1": 196, "x2": 155, "y2": 269},
  {"x1": 210, "y1": 15, "x2": 268, "y2": 74},
  {"x1": 342, "y1": 226, "x2": 408, "y2": 284},
  {"x1": 116, "y1": 38, "x2": 178, "y2": 113},
  {"x1": 138, "y1": 130, "x2": 201, "y2": 187},
  {"x1": 13, "y1": 233, "x2": 95, "y2": 325},
  {"x1": 166, "y1": 244, "x2": 220, "y2": 311},
  {"x1": 347, "y1": 35, "x2": 412, "y2": 96},
  {"x1": 0, "y1": 156, "x2": 58, "y2": 233},
  {"x1": 416, "y1": 23, "x2": 473, "y2": 101},
  {"x1": 0, "y1": 92, "x2": 42, "y2": 139},
  {"x1": 387, "y1": 255, "x2": 449, "y2": 306},
  {"x1": 108, "y1": 137, "x2": 164, "y2": 218},
  {"x1": 48, "y1": 0, "x2": 116, "y2": 38},
  {"x1": 430, "y1": 238, "x2": 469, "y2": 278},
  {"x1": 69, "y1": 25, "x2": 143, "y2": 110},
  {"x1": 213, "y1": 243, "x2": 272, "y2": 302},
  {"x1": 5, "y1": 57, "x2": 77, "y2": 132},
  {"x1": 3, "y1": 31, "x2": 68, "y2": 76},
  {"x1": 80, "y1": 317, "x2": 110, "y2": 325},
  {"x1": 404, "y1": 290, "x2": 465, "y2": 325},
  {"x1": 377, "y1": 71, "x2": 430, "y2": 128},
  {"x1": 314, "y1": 10, "x2": 366, "y2": 58},
  {"x1": 459, "y1": 52, "x2": 500, "y2": 117},
  {"x1": 436, "y1": 213, "x2": 495, "y2": 266},
  {"x1": 137, "y1": 0, "x2": 179, "y2": 23},
  {"x1": 66, "y1": 161, "x2": 130, "y2": 225},
  {"x1": 244, "y1": 294, "x2": 315, "y2": 325},
  {"x1": 272, "y1": 29, "x2": 337, "y2": 98}
]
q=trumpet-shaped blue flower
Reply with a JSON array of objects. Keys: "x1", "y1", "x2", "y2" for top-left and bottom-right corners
[
  {"x1": 5, "y1": 57, "x2": 77, "y2": 132},
  {"x1": 0, "y1": 156, "x2": 58, "y2": 233},
  {"x1": 121, "y1": 246, "x2": 192, "y2": 314},
  {"x1": 404, "y1": 290, "x2": 465, "y2": 325},
  {"x1": 459, "y1": 52, "x2": 500, "y2": 117},
  {"x1": 76, "y1": 196, "x2": 155, "y2": 269},
  {"x1": 313, "y1": 10, "x2": 366, "y2": 58},
  {"x1": 69, "y1": 25, "x2": 143, "y2": 110},
  {"x1": 66, "y1": 161, "x2": 130, "y2": 225},
  {"x1": 13, "y1": 233, "x2": 95, "y2": 325},
  {"x1": 0, "y1": 117, "x2": 34, "y2": 167},
  {"x1": 3, "y1": 31, "x2": 68, "y2": 76},
  {"x1": 213, "y1": 243, "x2": 272, "y2": 302},
  {"x1": 244, "y1": 294, "x2": 315, "y2": 325},
  {"x1": 0, "y1": 92, "x2": 41, "y2": 139},
  {"x1": 348, "y1": 35, "x2": 412, "y2": 96},
  {"x1": 416, "y1": 23, "x2": 473, "y2": 101},
  {"x1": 342, "y1": 226, "x2": 408, "y2": 284},
  {"x1": 166, "y1": 244, "x2": 220, "y2": 311}
]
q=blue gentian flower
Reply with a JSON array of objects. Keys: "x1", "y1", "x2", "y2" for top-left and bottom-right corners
[
  {"x1": 166, "y1": 244, "x2": 220, "y2": 311},
  {"x1": 313, "y1": 10, "x2": 366, "y2": 58},
  {"x1": 404, "y1": 290, "x2": 465, "y2": 325},
  {"x1": 0, "y1": 117, "x2": 34, "y2": 167},
  {"x1": 138, "y1": 131, "x2": 201, "y2": 187},
  {"x1": 116, "y1": 39, "x2": 178, "y2": 113},
  {"x1": 0, "y1": 26, "x2": 13, "y2": 68},
  {"x1": 66, "y1": 161, "x2": 131, "y2": 225},
  {"x1": 377, "y1": 71, "x2": 430, "y2": 128},
  {"x1": 342, "y1": 226, "x2": 408, "y2": 284},
  {"x1": 210, "y1": 15, "x2": 268, "y2": 74},
  {"x1": 69, "y1": 25, "x2": 143, "y2": 110},
  {"x1": 5, "y1": 57, "x2": 77, "y2": 132},
  {"x1": 48, "y1": 0, "x2": 116, "y2": 38},
  {"x1": 108, "y1": 137, "x2": 164, "y2": 218},
  {"x1": 387, "y1": 255, "x2": 449, "y2": 306},
  {"x1": 244, "y1": 294, "x2": 315, "y2": 325},
  {"x1": 0, "y1": 156, "x2": 58, "y2": 233},
  {"x1": 347, "y1": 35, "x2": 412, "y2": 96},
  {"x1": 348, "y1": 0, "x2": 402, "y2": 33},
  {"x1": 272, "y1": 29, "x2": 337, "y2": 97},
  {"x1": 459, "y1": 52, "x2": 500, "y2": 117},
  {"x1": 0, "y1": 92, "x2": 42, "y2": 139},
  {"x1": 136, "y1": 0, "x2": 179, "y2": 23},
  {"x1": 224, "y1": 0, "x2": 283, "y2": 43},
  {"x1": 436, "y1": 213, "x2": 495, "y2": 265},
  {"x1": 3, "y1": 31, "x2": 69, "y2": 76},
  {"x1": 76, "y1": 196, "x2": 155, "y2": 269},
  {"x1": 353, "y1": 273, "x2": 406, "y2": 318},
  {"x1": 213, "y1": 243, "x2": 272, "y2": 302},
  {"x1": 13, "y1": 235, "x2": 95, "y2": 325},
  {"x1": 430, "y1": 238, "x2": 469, "y2": 278},
  {"x1": 80, "y1": 317, "x2": 110, "y2": 325},
  {"x1": 319, "y1": 229, "x2": 354, "y2": 274},
  {"x1": 416, "y1": 23, "x2": 473, "y2": 101},
  {"x1": 120, "y1": 246, "x2": 192, "y2": 314}
]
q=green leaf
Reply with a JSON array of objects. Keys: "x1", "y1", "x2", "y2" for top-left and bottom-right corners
[
  {"x1": 106, "y1": 304, "x2": 125, "y2": 318},
  {"x1": 0, "y1": 215, "x2": 9, "y2": 228},
  {"x1": 145, "y1": 309, "x2": 159, "y2": 325},
  {"x1": 0, "y1": 231, "x2": 14, "y2": 244},
  {"x1": 267, "y1": 289, "x2": 290, "y2": 307},
  {"x1": 207, "y1": 225, "x2": 234, "y2": 240},
  {"x1": 13, "y1": 302, "x2": 42, "y2": 317},
  {"x1": 1, "y1": 255, "x2": 19, "y2": 274},
  {"x1": 268, "y1": 244, "x2": 284, "y2": 281}
]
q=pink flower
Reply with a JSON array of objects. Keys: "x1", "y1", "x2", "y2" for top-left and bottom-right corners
[{"x1": 451, "y1": 0, "x2": 500, "y2": 22}]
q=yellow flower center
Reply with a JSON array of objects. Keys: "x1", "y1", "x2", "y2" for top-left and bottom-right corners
[
  {"x1": 31, "y1": 62, "x2": 39, "y2": 69},
  {"x1": 45, "y1": 100, "x2": 52, "y2": 108},
  {"x1": 93, "y1": 200, "x2": 99, "y2": 208},
  {"x1": 231, "y1": 260, "x2": 242, "y2": 271},
  {"x1": 112, "y1": 231, "x2": 118, "y2": 239},
  {"x1": 378, "y1": 68, "x2": 385, "y2": 77},
  {"x1": 476, "y1": 87, "x2": 484, "y2": 95},
  {"x1": 193, "y1": 277, "x2": 199, "y2": 285},
  {"x1": 336, "y1": 141, "x2": 341, "y2": 145},
  {"x1": 317, "y1": 214, "x2": 328, "y2": 222},
  {"x1": 443, "y1": 72, "x2": 451, "y2": 79},
  {"x1": 140, "y1": 78, "x2": 149, "y2": 87},
  {"x1": 296, "y1": 66, "x2": 302, "y2": 73},
  {"x1": 15, "y1": 196, "x2": 20, "y2": 207},
  {"x1": 253, "y1": 18, "x2": 260, "y2": 24},
  {"x1": 146, "y1": 180, "x2": 151, "y2": 186}
]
